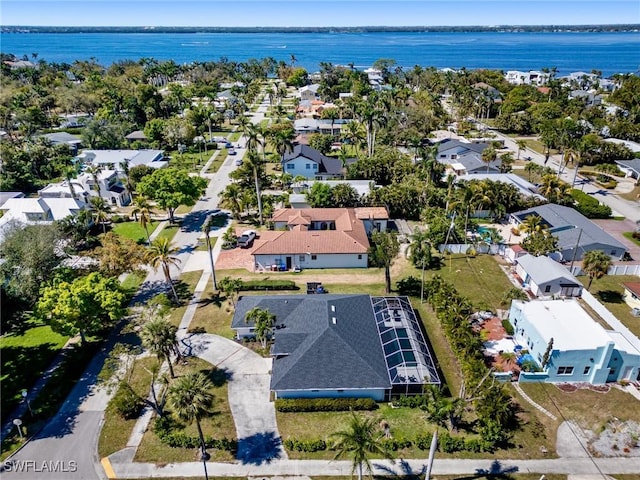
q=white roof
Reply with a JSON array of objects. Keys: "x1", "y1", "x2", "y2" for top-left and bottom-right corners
[
  {"x1": 458, "y1": 173, "x2": 545, "y2": 200},
  {"x1": 0, "y1": 197, "x2": 85, "y2": 222},
  {"x1": 450, "y1": 162, "x2": 466, "y2": 171},
  {"x1": 517, "y1": 254, "x2": 581, "y2": 286},
  {"x1": 604, "y1": 138, "x2": 640, "y2": 153},
  {"x1": 516, "y1": 299, "x2": 634, "y2": 353},
  {"x1": 80, "y1": 149, "x2": 164, "y2": 169},
  {"x1": 39, "y1": 181, "x2": 87, "y2": 196}
]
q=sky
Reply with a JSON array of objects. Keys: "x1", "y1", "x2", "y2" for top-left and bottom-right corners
[{"x1": 1, "y1": 0, "x2": 639, "y2": 27}]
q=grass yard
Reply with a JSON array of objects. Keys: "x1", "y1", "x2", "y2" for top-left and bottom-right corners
[
  {"x1": 0, "y1": 324, "x2": 68, "y2": 424},
  {"x1": 167, "y1": 270, "x2": 205, "y2": 327},
  {"x1": 121, "y1": 271, "x2": 147, "y2": 300},
  {"x1": 228, "y1": 132, "x2": 241, "y2": 142},
  {"x1": 623, "y1": 231, "x2": 640, "y2": 247},
  {"x1": 619, "y1": 184, "x2": 640, "y2": 203},
  {"x1": 155, "y1": 225, "x2": 179, "y2": 244},
  {"x1": 208, "y1": 148, "x2": 228, "y2": 173},
  {"x1": 111, "y1": 220, "x2": 159, "y2": 243},
  {"x1": 166, "y1": 150, "x2": 208, "y2": 173},
  {"x1": 577, "y1": 274, "x2": 640, "y2": 338},
  {"x1": 98, "y1": 356, "x2": 158, "y2": 457},
  {"x1": 520, "y1": 382, "x2": 640, "y2": 434},
  {"x1": 134, "y1": 357, "x2": 236, "y2": 463},
  {"x1": 189, "y1": 277, "x2": 236, "y2": 339}
]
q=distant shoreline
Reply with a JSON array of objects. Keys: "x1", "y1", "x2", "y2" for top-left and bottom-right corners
[{"x1": 2, "y1": 24, "x2": 640, "y2": 34}]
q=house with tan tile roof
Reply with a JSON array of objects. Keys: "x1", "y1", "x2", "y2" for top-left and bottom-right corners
[{"x1": 252, "y1": 207, "x2": 388, "y2": 271}]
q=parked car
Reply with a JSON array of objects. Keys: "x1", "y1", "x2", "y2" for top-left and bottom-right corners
[
  {"x1": 228, "y1": 148, "x2": 237, "y2": 155},
  {"x1": 237, "y1": 229, "x2": 257, "y2": 248}
]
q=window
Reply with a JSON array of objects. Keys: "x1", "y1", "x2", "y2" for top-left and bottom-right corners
[
  {"x1": 583, "y1": 366, "x2": 591, "y2": 375},
  {"x1": 306, "y1": 163, "x2": 311, "y2": 169},
  {"x1": 358, "y1": 254, "x2": 362, "y2": 259},
  {"x1": 299, "y1": 255, "x2": 305, "y2": 262},
  {"x1": 610, "y1": 250, "x2": 616, "y2": 255},
  {"x1": 287, "y1": 164, "x2": 294, "y2": 170},
  {"x1": 311, "y1": 255, "x2": 317, "y2": 260},
  {"x1": 439, "y1": 154, "x2": 446, "y2": 158},
  {"x1": 557, "y1": 366, "x2": 574, "y2": 375},
  {"x1": 544, "y1": 285, "x2": 551, "y2": 293},
  {"x1": 312, "y1": 164, "x2": 317, "y2": 169},
  {"x1": 451, "y1": 154, "x2": 457, "y2": 159}
]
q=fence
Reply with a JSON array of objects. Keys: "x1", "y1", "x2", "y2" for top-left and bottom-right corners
[
  {"x1": 438, "y1": 243, "x2": 503, "y2": 255},
  {"x1": 569, "y1": 263, "x2": 640, "y2": 277},
  {"x1": 581, "y1": 290, "x2": 640, "y2": 352}
]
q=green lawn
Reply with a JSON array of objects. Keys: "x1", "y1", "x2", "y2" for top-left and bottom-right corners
[
  {"x1": 208, "y1": 148, "x2": 228, "y2": 173},
  {"x1": 134, "y1": 357, "x2": 236, "y2": 463},
  {"x1": 0, "y1": 324, "x2": 68, "y2": 424},
  {"x1": 167, "y1": 270, "x2": 205, "y2": 327},
  {"x1": 155, "y1": 225, "x2": 179, "y2": 244},
  {"x1": 111, "y1": 220, "x2": 159, "y2": 243},
  {"x1": 121, "y1": 271, "x2": 147, "y2": 300},
  {"x1": 577, "y1": 274, "x2": 640, "y2": 338},
  {"x1": 98, "y1": 356, "x2": 158, "y2": 457},
  {"x1": 623, "y1": 231, "x2": 640, "y2": 247},
  {"x1": 166, "y1": 150, "x2": 208, "y2": 173}
]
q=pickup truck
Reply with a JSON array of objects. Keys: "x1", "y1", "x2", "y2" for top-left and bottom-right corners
[{"x1": 237, "y1": 229, "x2": 257, "y2": 248}]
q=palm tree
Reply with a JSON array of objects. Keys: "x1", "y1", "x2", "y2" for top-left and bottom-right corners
[
  {"x1": 342, "y1": 121, "x2": 366, "y2": 155},
  {"x1": 515, "y1": 139, "x2": 528, "y2": 161},
  {"x1": 524, "y1": 162, "x2": 541, "y2": 182},
  {"x1": 582, "y1": 250, "x2": 612, "y2": 291},
  {"x1": 85, "y1": 164, "x2": 102, "y2": 194},
  {"x1": 140, "y1": 317, "x2": 181, "y2": 378},
  {"x1": 321, "y1": 107, "x2": 340, "y2": 138},
  {"x1": 89, "y1": 196, "x2": 111, "y2": 233},
  {"x1": 331, "y1": 412, "x2": 389, "y2": 480},
  {"x1": 202, "y1": 214, "x2": 219, "y2": 291},
  {"x1": 481, "y1": 146, "x2": 497, "y2": 173},
  {"x1": 64, "y1": 166, "x2": 79, "y2": 200},
  {"x1": 148, "y1": 238, "x2": 181, "y2": 303},
  {"x1": 219, "y1": 183, "x2": 243, "y2": 219},
  {"x1": 167, "y1": 372, "x2": 214, "y2": 460},
  {"x1": 269, "y1": 126, "x2": 295, "y2": 173},
  {"x1": 119, "y1": 160, "x2": 134, "y2": 197},
  {"x1": 369, "y1": 231, "x2": 400, "y2": 294},
  {"x1": 245, "y1": 150, "x2": 265, "y2": 225},
  {"x1": 244, "y1": 307, "x2": 275, "y2": 348},
  {"x1": 519, "y1": 214, "x2": 545, "y2": 235},
  {"x1": 131, "y1": 196, "x2": 155, "y2": 243}
]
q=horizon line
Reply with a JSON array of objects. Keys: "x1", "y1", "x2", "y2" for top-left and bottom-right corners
[{"x1": 4, "y1": 23, "x2": 640, "y2": 28}]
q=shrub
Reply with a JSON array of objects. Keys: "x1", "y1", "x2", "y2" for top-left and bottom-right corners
[
  {"x1": 283, "y1": 438, "x2": 327, "y2": 452},
  {"x1": 438, "y1": 431, "x2": 465, "y2": 453},
  {"x1": 396, "y1": 276, "x2": 422, "y2": 297},
  {"x1": 239, "y1": 279, "x2": 297, "y2": 291},
  {"x1": 153, "y1": 416, "x2": 237, "y2": 452},
  {"x1": 414, "y1": 432, "x2": 433, "y2": 450},
  {"x1": 275, "y1": 397, "x2": 378, "y2": 412},
  {"x1": 110, "y1": 382, "x2": 144, "y2": 419},
  {"x1": 502, "y1": 319, "x2": 515, "y2": 335},
  {"x1": 381, "y1": 437, "x2": 413, "y2": 451},
  {"x1": 392, "y1": 395, "x2": 428, "y2": 409},
  {"x1": 570, "y1": 189, "x2": 612, "y2": 219}
]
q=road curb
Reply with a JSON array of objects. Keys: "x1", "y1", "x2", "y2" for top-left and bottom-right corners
[{"x1": 101, "y1": 457, "x2": 116, "y2": 479}]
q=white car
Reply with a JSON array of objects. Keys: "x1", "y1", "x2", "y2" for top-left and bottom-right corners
[{"x1": 234, "y1": 158, "x2": 243, "y2": 166}]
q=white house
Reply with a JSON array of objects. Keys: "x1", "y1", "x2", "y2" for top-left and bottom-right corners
[
  {"x1": 509, "y1": 299, "x2": 640, "y2": 384},
  {"x1": 77, "y1": 149, "x2": 167, "y2": 171},
  {"x1": 39, "y1": 169, "x2": 131, "y2": 207},
  {"x1": 251, "y1": 207, "x2": 388, "y2": 271},
  {"x1": 515, "y1": 254, "x2": 583, "y2": 298},
  {"x1": 282, "y1": 144, "x2": 344, "y2": 180},
  {"x1": 299, "y1": 84, "x2": 320, "y2": 102},
  {"x1": 505, "y1": 70, "x2": 550, "y2": 86}
]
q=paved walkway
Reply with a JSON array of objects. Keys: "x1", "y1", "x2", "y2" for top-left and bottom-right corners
[{"x1": 512, "y1": 382, "x2": 558, "y2": 421}]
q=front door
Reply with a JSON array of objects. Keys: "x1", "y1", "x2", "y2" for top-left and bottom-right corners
[{"x1": 286, "y1": 256, "x2": 292, "y2": 270}]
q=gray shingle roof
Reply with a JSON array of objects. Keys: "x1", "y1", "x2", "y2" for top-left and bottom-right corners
[
  {"x1": 512, "y1": 204, "x2": 627, "y2": 253},
  {"x1": 231, "y1": 294, "x2": 391, "y2": 392},
  {"x1": 516, "y1": 254, "x2": 582, "y2": 286},
  {"x1": 616, "y1": 159, "x2": 640, "y2": 176},
  {"x1": 284, "y1": 144, "x2": 343, "y2": 175}
]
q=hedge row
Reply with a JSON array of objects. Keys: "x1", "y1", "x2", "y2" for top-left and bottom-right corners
[
  {"x1": 570, "y1": 189, "x2": 612, "y2": 219},
  {"x1": 153, "y1": 416, "x2": 237, "y2": 452},
  {"x1": 239, "y1": 279, "x2": 297, "y2": 291},
  {"x1": 283, "y1": 431, "x2": 496, "y2": 454},
  {"x1": 275, "y1": 397, "x2": 378, "y2": 412}
]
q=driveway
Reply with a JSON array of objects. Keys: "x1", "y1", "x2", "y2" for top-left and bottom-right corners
[
  {"x1": 592, "y1": 218, "x2": 640, "y2": 262},
  {"x1": 185, "y1": 333, "x2": 287, "y2": 463}
]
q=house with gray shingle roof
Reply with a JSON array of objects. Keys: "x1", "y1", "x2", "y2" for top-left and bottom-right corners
[
  {"x1": 282, "y1": 144, "x2": 344, "y2": 180},
  {"x1": 514, "y1": 254, "x2": 583, "y2": 298},
  {"x1": 510, "y1": 204, "x2": 627, "y2": 261},
  {"x1": 436, "y1": 139, "x2": 500, "y2": 175},
  {"x1": 231, "y1": 294, "x2": 441, "y2": 400}
]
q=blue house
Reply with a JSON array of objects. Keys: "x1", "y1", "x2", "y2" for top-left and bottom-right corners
[{"x1": 509, "y1": 299, "x2": 640, "y2": 384}]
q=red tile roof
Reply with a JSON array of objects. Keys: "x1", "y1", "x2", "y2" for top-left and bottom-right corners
[{"x1": 623, "y1": 282, "x2": 640, "y2": 297}]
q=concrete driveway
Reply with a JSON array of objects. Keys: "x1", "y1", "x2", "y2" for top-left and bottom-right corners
[
  {"x1": 185, "y1": 333, "x2": 287, "y2": 463},
  {"x1": 592, "y1": 218, "x2": 640, "y2": 262}
]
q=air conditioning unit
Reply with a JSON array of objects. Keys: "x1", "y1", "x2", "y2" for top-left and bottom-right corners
[{"x1": 631, "y1": 308, "x2": 640, "y2": 318}]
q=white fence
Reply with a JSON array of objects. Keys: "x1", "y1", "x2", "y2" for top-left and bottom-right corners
[
  {"x1": 569, "y1": 263, "x2": 640, "y2": 277},
  {"x1": 438, "y1": 243, "x2": 503, "y2": 255}
]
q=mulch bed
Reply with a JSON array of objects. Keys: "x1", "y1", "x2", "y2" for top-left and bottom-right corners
[{"x1": 555, "y1": 382, "x2": 611, "y2": 393}]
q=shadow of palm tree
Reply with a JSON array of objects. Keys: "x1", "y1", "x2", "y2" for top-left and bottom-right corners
[
  {"x1": 596, "y1": 289, "x2": 624, "y2": 304},
  {"x1": 236, "y1": 430, "x2": 283, "y2": 465},
  {"x1": 374, "y1": 458, "x2": 426, "y2": 479}
]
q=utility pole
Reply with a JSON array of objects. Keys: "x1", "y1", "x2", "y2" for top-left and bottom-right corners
[
  {"x1": 569, "y1": 228, "x2": 583, "y2": 273},
  {"x1": 203, "y1": 214, "x2": 218, "y2": 292}
]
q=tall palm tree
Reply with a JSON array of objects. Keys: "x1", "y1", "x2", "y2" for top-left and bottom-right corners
[
  {"x1": 119, "y1": 160, "x2": 134, "y2": 197},
  {"x1": 245, "y1": 150, "x2": 265, "y2": 225},
  {"x1": 148, "y1": 238, "x2": 181, "y2": 303},
  {"x1": 515, "y1": 139, "x2": 528, "y2": 161},
  {"x1": 481, "y1": 146, "x2": 497, "y2": 173},
  {"x1": 140, "y1": 317, "x2": 181, "y2": 378},
  {"x1": 85, "y1": 164, "x2": 102, "y2": 194},
  {"x1": 331, "y1": 412, "x2": 389, "y2": 480},
  {"x1": 64, "y1": 166, "x2": 79, "y2": 200},
  {"x1": 269, "y1": 126, "x2": 295, "y2": 173},
  {"x1": 202, "y1": 214, "x2": 219, "y2": 291},
  {"x1": 342, "y1": 120, "x2": 366, "y2": 155},
  {"x1": 219, "y1": 183, "x2": 243, "y2": 219},
  {"x1": 131, "y1": 196, "x2": 155, "y2": 243},
  {"x1": 89, "y1": 196, "x2": 111, "y2": 233},
  {"x1": 167, "y1": 372, "x2": 214, "y2": 460},
  {"x1": 582, "y1": 250, "x2": 612, "y2": 291}
]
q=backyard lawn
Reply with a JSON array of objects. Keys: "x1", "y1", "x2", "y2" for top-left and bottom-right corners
[{"x1": 577, "y1": 274, "x2": 640, "y2": 338}]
